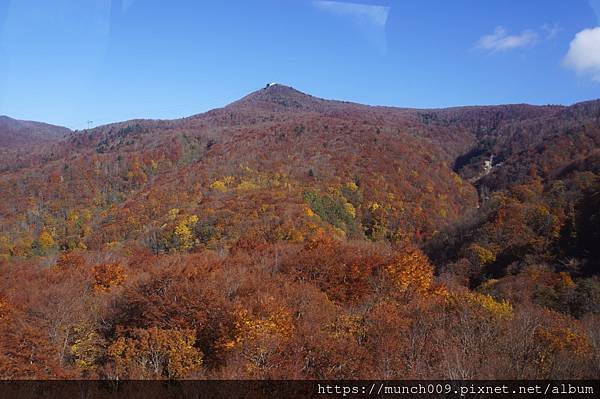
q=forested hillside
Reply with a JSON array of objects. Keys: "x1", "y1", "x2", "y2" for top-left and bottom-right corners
[
  {"x1": 0, "y1": 116, "x2": 69, "y2": 149},
  {"x1": 0, "y1": 85, "x2": 598, "y2": 379}
]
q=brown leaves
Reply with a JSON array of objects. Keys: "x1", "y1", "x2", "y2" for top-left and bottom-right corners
[
  {"x1": 91, "y1": 263, "x2": 127, "y2": 293},
  {"x1": 0, "y1": 298, "x2": 66, "y2": 379},
  {"x1": 281, "y1": 239, "x2": 386, "y2": 304}
]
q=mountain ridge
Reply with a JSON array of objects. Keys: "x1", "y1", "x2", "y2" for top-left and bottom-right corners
[
  {"x1": 0, "y1": 115, "x2": 71, "y2": 149},
  {"x1": 3, "y1": 85, "x2": 597, "y2": 135}
]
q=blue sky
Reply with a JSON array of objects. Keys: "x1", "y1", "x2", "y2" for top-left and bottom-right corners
[{"x1": 0, "y1": 0, "x2": 599, "y2": 129}]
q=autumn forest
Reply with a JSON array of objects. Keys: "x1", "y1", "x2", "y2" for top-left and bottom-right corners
[{"x1": 0, "y1": 84, "x2": 599, "y2": 379}]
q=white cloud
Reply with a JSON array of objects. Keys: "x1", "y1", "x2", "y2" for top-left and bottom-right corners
[
  {"x1": 313, "y1": 1, "x2": 389, "y2": 29},
  {"x1": 564, "y1": 27, "x2": 600, "y2": 82},
  {"x1": 312, "y1": 1, "x2": 390, "y2": 52},
  {"x1": 475, "y1": 26, "x2": 538, "y2": 52}
]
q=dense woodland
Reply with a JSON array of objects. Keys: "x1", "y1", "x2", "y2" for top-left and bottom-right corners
[{"x1": 0, "y1": 85, "x2": 599, "y2": 379}]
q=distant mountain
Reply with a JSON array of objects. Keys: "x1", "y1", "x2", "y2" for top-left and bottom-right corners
[
  {"x1": 0, "y1": 84, "x2": 484, "y2": 246},
  {"x1": 0, "y1": 115, "x2": 70, "y2": 149},
  {"x1": 0, "y1": 85, "x2": 595, "y2": 254}
]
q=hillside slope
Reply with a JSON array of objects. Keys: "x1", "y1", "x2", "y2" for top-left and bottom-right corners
[
  {"x1": 0, "y1": 86, "x2": 598, "y2": 380},
  {"x1": 0, "y1": 85, "x2": 484, "y2": 253},
  {"x1": 0, "y1": 115, "x2": 70, "y2": 149}
]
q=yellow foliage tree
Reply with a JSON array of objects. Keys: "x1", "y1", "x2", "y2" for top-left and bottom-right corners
[
  {"x1": 70, "y1": 323, "x2": 103, "y2": 372},
  {"x1": 38, "y1": 228, "x2": 56, "y2": 251},
  {"x1": 168, "y1": 208, "x2": 180, "y2": 220},
  {"x1": 460, "y1": 292, "x2": 513, "y2": 319},
  {"x1": 369, "y1": 202, "x2": 381, "y2": 211},
  {"x1": 108, "y1": 327, "x2": 202, "y2": 379},
  {"x1": 344, "y1": 182, "x2": 359, "y2": 192},
  {"x1": 210, "y1": 180, "x2": 227, "y2": 192},
  {"x1": 210, "y1": 176, "x2": 234, "y2": 193},
  {"x1": 222, "y1": 304, "x2": 294, "y2": 375},
  {"x1": 236, "y1": 180, "x2": 259, "y2": 191},
  {"x1": 468, "y1": 243, "x2": 496, "y2": 266},
  {"x1": 174, "y1": 215, "x2": 199, "y2": 251},
  {"x1": 225, "y1": 306, "x2": 294, "y2": 349},
  {"x1": 385, "y1": 247, "x2": 434, "y2": 298},
  {"x1": 66, "y1": 210, "x2": 79, "y2": 227},
  {"x1": 305, "y1": 207, "x2": 316, "y2": 218},
  {"x1": 344, "y1": 202, "x2": 356, "y2": 218}
]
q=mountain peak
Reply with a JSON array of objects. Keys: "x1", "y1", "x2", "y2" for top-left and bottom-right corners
[{"x1": 228, "y1": 84, "x2": 330, "y2": 112}]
